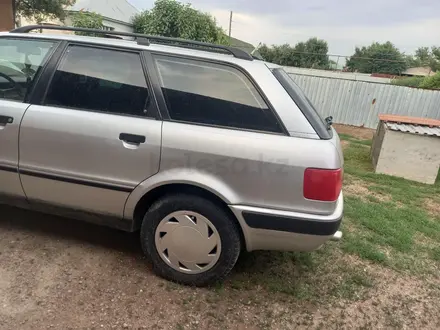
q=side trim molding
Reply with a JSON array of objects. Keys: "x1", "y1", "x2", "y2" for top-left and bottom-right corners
[
  {"x1": 19, "y1": 169, "x2": 134, "y2": 193},
  {"x1": 0, "y1": 164, "x2": 18, "y2": 173}
]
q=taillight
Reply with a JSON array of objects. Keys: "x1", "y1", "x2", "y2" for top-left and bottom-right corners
[{"x1": 303, "y1": 168, "x2": 342, "y2": 202}]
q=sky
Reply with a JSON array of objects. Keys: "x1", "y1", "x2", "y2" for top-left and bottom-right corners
[{"x1": 129, "y1": 0, "x2": 440, "y2": 57}]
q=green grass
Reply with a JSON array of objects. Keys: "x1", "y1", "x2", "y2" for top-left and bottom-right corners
[
  {"x1": 341, "y1": 135, "x2": 440, "y2": 274},
  {"x1": 227, "y1": 247, "x2": 375, "y2": 302},
  {"x1": 431, "y1": 247, "x2": 440, "y2": 261}
]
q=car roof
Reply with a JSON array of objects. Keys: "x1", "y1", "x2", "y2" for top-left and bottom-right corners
[{"x1": 0, "y1": 32, "x2": 263, "y2": 67}]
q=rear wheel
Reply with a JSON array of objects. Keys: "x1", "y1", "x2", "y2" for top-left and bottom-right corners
[{"x1": 140, "y1": 194, "x2": 241, "y2": 286}]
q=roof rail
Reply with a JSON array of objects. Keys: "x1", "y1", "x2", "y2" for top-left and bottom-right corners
[{"x1": 10, "y1": 25, "x2": 253, "y2": 61}]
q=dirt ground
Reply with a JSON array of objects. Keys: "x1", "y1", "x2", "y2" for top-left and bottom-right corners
[
  {"x1": 1, "y1": 205, "x2": 440, "y2": 330},
  {"x1": 1, "y1": 124, "x2": 439, "y2": 329},
  {"x1": 0, "y1": 207, "x2": 440, "y2": 330},
  {"x1": 333, "y1": 124, "x2": 375, "y2": 140}
]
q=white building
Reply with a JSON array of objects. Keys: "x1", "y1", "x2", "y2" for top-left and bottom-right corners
[{"x1": 67, "y1": 0, "x2": 139, "y2": 32}]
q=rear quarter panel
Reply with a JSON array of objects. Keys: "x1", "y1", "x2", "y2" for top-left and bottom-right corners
[{"x1": 125, "y1": 121, "x2": 343, "y2": 219}]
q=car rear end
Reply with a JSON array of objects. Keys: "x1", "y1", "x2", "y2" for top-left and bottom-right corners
[{"x1": 229, "y1": 62, "x2": 344, "y2": 252}]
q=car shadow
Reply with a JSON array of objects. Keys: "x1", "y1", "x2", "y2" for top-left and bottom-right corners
[
  {"x1": 0, "y1": 204, "x2": 291, "y2": 282},
  {"x1": 0, "y1": 205, "x2": 142, "y2": 256}
]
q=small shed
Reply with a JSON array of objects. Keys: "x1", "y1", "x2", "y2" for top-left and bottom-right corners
[{"x1": 371, "y1": 115, "x2": 440, "y2": 184}]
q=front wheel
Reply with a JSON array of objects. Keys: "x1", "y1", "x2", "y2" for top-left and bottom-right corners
[{"x1": 140, "y1": 194, "x2": 241, "y2": 286}]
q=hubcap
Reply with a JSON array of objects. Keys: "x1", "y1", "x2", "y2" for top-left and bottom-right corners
[{"x1": 155, "y1": 211, "x2": 221, "y2": 274}]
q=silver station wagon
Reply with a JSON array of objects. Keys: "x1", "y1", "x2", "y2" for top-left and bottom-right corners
[{"x1": 0, "y1": 25, "x2": 343, "y2": 286}]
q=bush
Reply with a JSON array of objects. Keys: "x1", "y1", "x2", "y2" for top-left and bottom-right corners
[
  {"x1": 72, "y1": 12, "x2": 104, "y2": 36},
  {"x1": 391, "y1": 73, "x2": 440, "y2": 89},
  {"x1": 419, "y1": 72, "x2": 440, "y2": 89},
  {"x1": 391, "y1": 76, "x2": 425, "y2": 88},
  {"x1": 132, "y1": 0, "x2": 228, "y2": 44}
]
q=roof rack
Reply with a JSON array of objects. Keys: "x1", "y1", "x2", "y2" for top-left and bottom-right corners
[{"x1": 10, "y1": 25, "x2": 253, "y2": 61}]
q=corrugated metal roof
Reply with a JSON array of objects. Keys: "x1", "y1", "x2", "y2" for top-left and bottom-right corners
[
  {"x1": 68, "y1": 0, "x2": 139, "y2": 24},
  {"x1": 402, "y1": 67, "x2": 436, "y2": 77},
  {"x1": 385, "y1": 122, "x2": 440, "y2": 137},
  {"x1": 379, "y1": 114, "x2": 440, "y2": 127}
]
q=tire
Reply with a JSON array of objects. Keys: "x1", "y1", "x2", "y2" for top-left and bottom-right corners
[{"x1": 140, "y1": 193, "x2": 241, "y2": 286}]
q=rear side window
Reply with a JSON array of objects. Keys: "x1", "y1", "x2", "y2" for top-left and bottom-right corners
[
  {"x1": 0, "y1": 38, "x2": 56, "y2": 102},
  {"x1": 272, "y1": 68, "x2": 332, "y2": 139},
  {"x1": 153, "y1": 55, "x2": 283, "y2": 133},
  {"x1": 45, "y1": 46, "x2": 149, "y2": 117}
]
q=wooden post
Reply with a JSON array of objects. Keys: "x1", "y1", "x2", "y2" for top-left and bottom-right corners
[{"x1": 0, "y1": 0, "x2": 14, "y2": 31}]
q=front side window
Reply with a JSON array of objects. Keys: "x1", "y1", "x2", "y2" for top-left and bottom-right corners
[
  {"x1": 0, "y1": 38, "x2": 56, "y2": 102},
  {"x1": 45, "y1": 46, "x2": 149, "y2": 117},
  {"x1": 153, "y1": 55, "x2": 283, "y2": 133}
]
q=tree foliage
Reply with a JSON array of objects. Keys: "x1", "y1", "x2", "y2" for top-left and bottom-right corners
[
  {"x1": 391, "y1": 76, "x2": 425, "y2": 88},
  {"x1": 419, "y1": 72, "x2": 440, "y2": 89},
  {"x1": 132, "y1": 0, "x2": 228, "y2": 44},
  {"x1": 71, "y1": 11, "x2": 104, "y2": 36},
  {"x1": 346, "y1": 42, "x2": 407, "y2": 75},
  {"x1": 258, "y1": 38, "x2": 329, "y2": 69},
  {"x1": 406, "y1": 46, "x2": 440, "y2": 72},
  {"x1": 15, "y1": 0, "x2": 75, "y2": 24},
  {"x1": 392, "y1": 72, "x2": 440, "y2": 90}
]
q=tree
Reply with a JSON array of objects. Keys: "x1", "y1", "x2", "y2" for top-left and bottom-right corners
[
  {"x1": 411, "y1": 46, "x2": 440, "y2": 72},
  {"x1": 259, "y1": 44, "x2": 299, "y2": 66},
  {"x1": 258, "y1": 38, "x2": 329, "y2": 69},
  {"x1": 405, "y1": 54, "x2": 419, "y2": 68},
  {"x1": 14, "y1": 0, "x2": 75, "y2": 25},
  {"x1": 71, "y1": 11, "x2": 103, "y2": 36},
  {"x1": 258, "y1": 44, "x2": 277, "y2": 63},
  {"x1": 301, "y1": 37, "x2": 329, "y2": 69},
  {"x1": 415, "y1": 47, "x2": 431, "y2": 65},
  {"x1": 346, "y1": 42, "x2": 407, "y2": 74},
  {"x1": 272, "y1": 44, "x2": 297, "y2": 66},
  {"x1": 432, "y1": 47, "x2": 440, "y2": 61},
  {"x1": 132, "y1": 0, "x2": 227, "y2": 44}
]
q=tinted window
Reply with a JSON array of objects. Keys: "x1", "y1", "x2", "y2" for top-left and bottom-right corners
[
  {"x1": 153, "y1": 55, "x2": 282, "y2": 133},
  {"x1": 0, "y1": 38, "x2": 56, "y2": 102},
  {"x1": 46, "y1": 46, "x2": 149, "y2": 116},
  {"x1": 272, "y1": 68, "x2": 332, "y2": 139}
]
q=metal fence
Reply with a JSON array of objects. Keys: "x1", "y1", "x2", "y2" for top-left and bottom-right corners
[
  {"x1": 284, "y1": 66, "x2": 392, "y2": 84},
  {"x1": 289, "y1": 73, "x2": 440, "y2": 129}
]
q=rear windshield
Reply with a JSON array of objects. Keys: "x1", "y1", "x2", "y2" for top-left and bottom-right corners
[{"x1": 272, "y1": 68, "x2": 332, "y2": 139}]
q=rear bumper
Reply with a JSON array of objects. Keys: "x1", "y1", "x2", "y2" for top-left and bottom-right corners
[{"x1": 229, "y1": 193, "x2": 343, "y2": 252}]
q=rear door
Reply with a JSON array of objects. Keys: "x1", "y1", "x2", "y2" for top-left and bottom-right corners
[
  {"x1": 0, "y1": 37, "x2": 58, "y2": 203},
  {"x1": 19, "y1": 44, "x2": 162, "y2": 222}
]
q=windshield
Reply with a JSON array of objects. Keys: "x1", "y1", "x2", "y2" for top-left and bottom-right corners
[{"x1": 272, "y1": 68, "x2": 332, "y2": 139}]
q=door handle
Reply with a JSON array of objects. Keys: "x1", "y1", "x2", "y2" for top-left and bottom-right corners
[
  {"x1": 119, "y1": 133, "x2": 146, "y2": 144},
  {"x1": 0, "y1": 116, "x2": 13, "y2": 125}
]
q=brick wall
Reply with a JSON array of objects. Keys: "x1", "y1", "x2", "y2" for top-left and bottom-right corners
[{"x1": 0, "y1": 0, "x2": 14, "y2": 31}]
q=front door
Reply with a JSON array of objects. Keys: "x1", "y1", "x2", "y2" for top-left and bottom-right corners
[
  {"x1": 0, "y1": 37, "x2": 58, "y2": 203},
  {"x1": 18, "y1": 44, "x2": 162, "y2": 222},
  {"x1": 0, "y1": 100, "x2": 28, "y2": 202}
]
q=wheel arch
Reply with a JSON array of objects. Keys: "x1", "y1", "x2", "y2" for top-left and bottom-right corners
[
  {"x1": 124, "y1": 171, "x2": 238, "y2": 219},
  {"x1": 128, "y1": 183, "x2": 244, "y2": 248}
]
